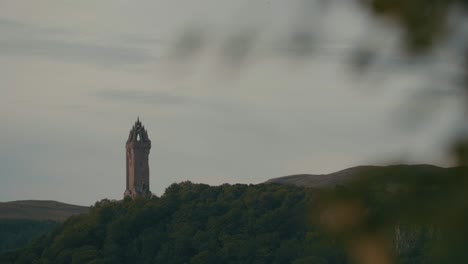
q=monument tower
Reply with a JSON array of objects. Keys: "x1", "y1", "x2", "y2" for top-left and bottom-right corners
[{"x1": 124, "y1": 117, "x2": 152, "y2": 199}]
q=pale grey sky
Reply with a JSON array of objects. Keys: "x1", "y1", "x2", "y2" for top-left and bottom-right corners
[{"x1": 0, "y1": 0, "x2": 465, "y2": 205}]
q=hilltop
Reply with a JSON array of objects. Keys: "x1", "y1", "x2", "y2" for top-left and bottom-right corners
[
  {"x1": 265, "y1": 164, "x2": 450, "y2": 188},
  {"x1": 0, "y1": 200, "x2": 89, "y2": 222}
]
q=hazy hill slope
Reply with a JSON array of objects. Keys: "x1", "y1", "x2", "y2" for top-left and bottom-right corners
[
  {"x1": 0, "y1": 200, "x2": 89, "y2": 222},
  {"x1": 265, "y1": 164, "x2": 448, "y2": 188}
]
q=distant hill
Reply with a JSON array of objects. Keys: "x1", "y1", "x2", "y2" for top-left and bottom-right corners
[
  {"x1": 265, "y1": 164, "x2": 450, "y2": 188},
  {"x1": 0, "y1": 200, "x2": 89, "y2": 222}
]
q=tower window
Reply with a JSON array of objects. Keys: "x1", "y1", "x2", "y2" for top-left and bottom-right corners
[{"x1": 137, "y1": 133, "x2": 141, "y2": 142}]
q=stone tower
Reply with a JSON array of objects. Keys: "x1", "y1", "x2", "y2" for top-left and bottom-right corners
[{"x1": 124, "y1": 118, "x2": 152, "y2": 199}]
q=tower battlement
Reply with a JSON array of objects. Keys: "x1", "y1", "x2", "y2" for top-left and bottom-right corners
[{"x1": 124, "y1": 118, "x2": 152, "y2": 199}]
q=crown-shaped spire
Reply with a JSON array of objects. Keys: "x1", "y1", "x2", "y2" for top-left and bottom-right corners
[{"x1": 126, "y1": 117, "x2": 151, "y2": 145}]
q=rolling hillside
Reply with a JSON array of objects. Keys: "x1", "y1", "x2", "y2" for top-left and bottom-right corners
[
  {"x1": 0, "y1": 200, "x2": 89, "y2": 222},
  {"x1": 265, "y1": 164, "x2": 449, "y2": 188}
]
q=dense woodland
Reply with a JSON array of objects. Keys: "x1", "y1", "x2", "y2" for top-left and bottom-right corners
[
  {"x1": 1, "y1": 183, "x2": 345, "y2": 264},
  {"x1": 1, "y1": 166, "x2": 467, "y2": 263},
  {"x1": 0, "y1": 220, "x2": 56, "y2": 254}
]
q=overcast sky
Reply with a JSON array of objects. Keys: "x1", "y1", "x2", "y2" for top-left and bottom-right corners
[{"x1": 0, "y1": 0, "x2": 465, "y2": 205}]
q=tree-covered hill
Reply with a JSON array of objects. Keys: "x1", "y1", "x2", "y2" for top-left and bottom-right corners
[
  {"x1": 1, "y1": 183, "x2": 344, "y2": 264},
  {"x1": 1, "y1": 165, "x2": 467, "y2": 263}
]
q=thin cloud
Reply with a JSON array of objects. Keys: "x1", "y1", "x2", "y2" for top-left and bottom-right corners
[
  {"x1": 0, "y1": 17, "x2": 71, "y2": 37},
  {"x1": 93, "y1": 89, "x2": 192, "y2": 106},
  {"x1": 92, "y1": 89, "x2": 250, "y2": 114},
  {"x1": 0, "y1": 38, "x2": 155, "y2": 66},
  {"x1": 0, "y1": 18, "x2": 156, "y2": 66},
  {"x1": 0, "y1": 18, "x2": 27, "y2": 28}
]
